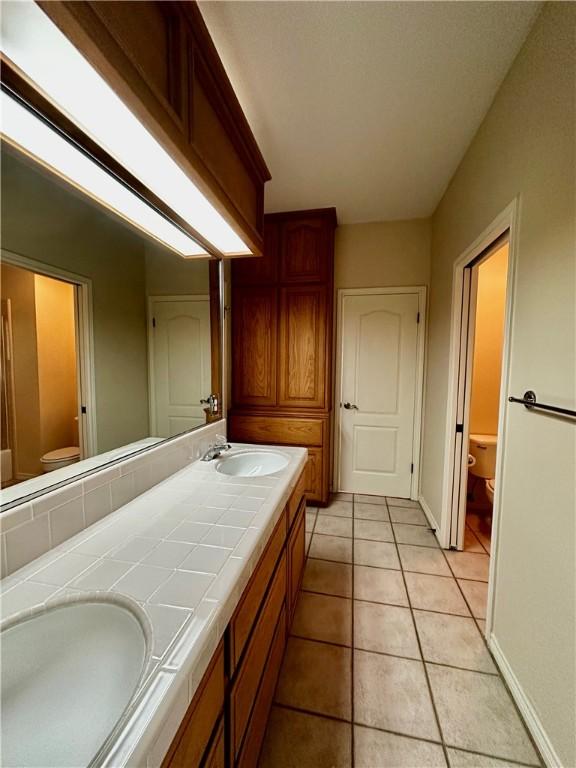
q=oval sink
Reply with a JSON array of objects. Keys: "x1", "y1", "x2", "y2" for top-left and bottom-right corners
[
  {"x1": 216, "y1": 450, "x2": 289, "y2": 477},
  {"x1": 1, "y1": 598, "x2": 149, "y2": 767}
]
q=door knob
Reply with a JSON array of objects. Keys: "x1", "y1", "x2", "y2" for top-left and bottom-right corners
[{"x1": 343, "y1": 402, "x2": 358, "y2": 410}]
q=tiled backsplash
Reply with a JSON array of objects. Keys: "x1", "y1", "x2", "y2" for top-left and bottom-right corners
[{"x1": 0, "y1": 422, "x2": 225, "y2": 578}]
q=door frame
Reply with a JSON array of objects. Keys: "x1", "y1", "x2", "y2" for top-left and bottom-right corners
[
  {"x1": 440, "y1": 199, "x2": 519, "y2": 634},
  {"x1": 146, "y1": 294, "x2": 210, "y2": 435},
  {"x1": 334, "y1": 286, "x2": 427, "y2": 500},
  {"x1": 0, "y1": 248, "x2": 97, "y2": 460}
]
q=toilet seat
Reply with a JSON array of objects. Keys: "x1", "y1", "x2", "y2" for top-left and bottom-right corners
[{"x1": 41, "y1": 446, "x2": 80, "y2": 464}]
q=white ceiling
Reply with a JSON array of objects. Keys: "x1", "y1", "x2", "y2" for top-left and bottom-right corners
[{"x1": 200, "y1": 1, "x2": 540, "y2": 223}]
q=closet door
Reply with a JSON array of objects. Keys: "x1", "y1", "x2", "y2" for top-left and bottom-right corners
[
  {"x1": 278, "y1": 285, "x2": 328, "y2": 409},
  {"x1": 232, "y1": 285, "x2": 278, "y2": 407}
]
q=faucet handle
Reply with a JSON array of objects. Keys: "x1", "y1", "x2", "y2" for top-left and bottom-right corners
[{"x1": 216, "y1": 434, "x2": 227, "y2": 445}]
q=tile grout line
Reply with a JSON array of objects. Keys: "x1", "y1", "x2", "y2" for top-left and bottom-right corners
[
  {"x1": 438, "y1": 538, "x2": 545, "y2": 767},
  {"x1": 386, "y1": 496, "x2": 452, "y2": 768},
  {"x1": 273, "y1": 703, "x2": 540, "y2": 768}
]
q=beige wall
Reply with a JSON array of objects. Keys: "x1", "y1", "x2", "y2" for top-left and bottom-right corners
[
  {"x1": 145, "y1": 245, "x2": 209, "y2": 295},
  {"x1": 335, "y1": 219, "x2": 430, "y2": 290},
  {"x1": 421, "y1": 4, "x2": 575, "y2": 764},
  {"x1": 469, "y1": 244, "x2": 508, "y2": 436},
  {"x1": 0, "y1": 263, "x2": 42, "y2": 476},
  {"x1": 34, "y1": 274, "x2": 78, "y2": 456}
]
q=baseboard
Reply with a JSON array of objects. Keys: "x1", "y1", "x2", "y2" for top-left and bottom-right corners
[
  {"x1": 489, "y1": 634, "x2": 561, "y2": 768},
  {"x1": 418, "y1": 494, "x2": 440, "y2": 530}
]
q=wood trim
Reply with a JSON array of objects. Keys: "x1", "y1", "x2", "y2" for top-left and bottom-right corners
[
  {"x1": 287, "y1": 499, "x2": 306, "y2": 622},
  {"x1": 287, "y1": 468, "x2": 307, "y2": 529},
  {"x1": 229, "y1": 510, "x2": 286, "y2": 672},
  {"x1": 264, "y1": 207, "x2": 337, "y2": 227},
  {"x1": 161, "y1": 642, "x2": 225, "y2": 768}
]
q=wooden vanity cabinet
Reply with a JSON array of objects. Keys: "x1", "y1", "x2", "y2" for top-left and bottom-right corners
[
  {"x1": 230, "y1": 209, "x2": 336, "y2": 504},
  {"x1": 162, "y1": 468, "x2": 306, "y2": 768},
  {"x1": 35, "y1": 1, "x2": 270, "y2": 256}
]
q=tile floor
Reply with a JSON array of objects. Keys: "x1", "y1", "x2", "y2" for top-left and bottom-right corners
[{"x1": 259, "y1": 494, "x2": 540, "y2": 768}]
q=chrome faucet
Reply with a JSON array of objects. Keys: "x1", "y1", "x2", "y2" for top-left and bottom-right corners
[{"x1": 201, "y1": 436, "x2": 231, "y2": 461}]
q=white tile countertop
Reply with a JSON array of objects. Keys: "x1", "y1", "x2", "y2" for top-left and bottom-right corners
[{"x1": 0, "y1": 443, "x2": 307, "y2": 767}]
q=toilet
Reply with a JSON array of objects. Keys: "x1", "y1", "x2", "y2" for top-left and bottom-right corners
[
  {"x1": 468, "y1": 434, "x2": 497, "y2": 502},
  {"x1": 40, "y1": 446, "x2": 80, "y2": 473}
]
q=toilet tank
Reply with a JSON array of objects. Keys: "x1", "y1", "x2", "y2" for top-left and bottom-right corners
[{"x1": 469, "y1": 434, "x2": 497, "y2": 479}]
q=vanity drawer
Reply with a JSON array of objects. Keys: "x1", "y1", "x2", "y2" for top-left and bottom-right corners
[
  {"x1": 236, "y1": 605, "x2": 287, "y2": 768},
  {"x1": 229, "y1": 509, "x2": 287, "y2": 672},
  {"x1": 230, "y1": 553, "x2": 287, "y2": 760},
  {"x1": 229, "y1": 413, "x2": 324, "y2": 447},
  {"x1": 162, "y1": 643, "x2": 225, "y2": 768},
  {"x1": 288, "y1": 467, "x2": 307, "y2": 529},
  {"x1": 287, "y1": 498, "x2": 306, "y2": 623}
]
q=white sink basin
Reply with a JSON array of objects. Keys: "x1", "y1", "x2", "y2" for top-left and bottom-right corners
[
  {"x1": 1, "y1": 598, "x2": 149, "y2": 767},
  {"x1": 216, "y1": 450, "x2": 289, "y2": 477}
]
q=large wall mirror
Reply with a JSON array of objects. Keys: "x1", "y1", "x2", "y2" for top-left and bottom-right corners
[{"x1": 0, "y1": 138, "x2": 224, "y2": 510}]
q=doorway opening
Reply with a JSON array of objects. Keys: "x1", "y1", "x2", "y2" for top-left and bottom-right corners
[{"x1": 0, "y1": 255, "x2": 93, "y2": 488}]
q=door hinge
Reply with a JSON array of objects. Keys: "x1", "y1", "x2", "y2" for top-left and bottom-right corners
[
  {"x1": 416, "y1": 312, "x2": 420, "y2": 324},
  {"x1": 410, "y1": 463, "x2": 414, "y2": 474},
  {"x1": 152, "y1": 317, "x2": 156, "y2": 328},
  {"x1": 456, "y1": 423, "x2": 464, "y2": 433},
  {"x1": 81, "y1": 405, "x2": 87, "y2": 414}
]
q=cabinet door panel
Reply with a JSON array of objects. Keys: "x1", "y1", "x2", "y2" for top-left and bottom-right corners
[
  {"x1": 278, "y1": 286, "x2": 328, "y2": 408},
  {"x1": 280, "y1": 218, "x2": 330, "y2": 283},
  {"x1": 287, "y1": 500, "x2": 306, "y2": 622},
  {"x1": 305, "y1": 448, "x2": 323, "y2": 502},
  {"x1": 233, "y1": 219, "x2": 279, "y2": 284},
  {"x1": 232, "y1": 285, "x2": 277, "y2": 406}
]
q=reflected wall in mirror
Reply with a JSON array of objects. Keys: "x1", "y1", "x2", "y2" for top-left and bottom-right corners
[{"x1": 0, "y1": 142, "x2": 223, "y2": 503}]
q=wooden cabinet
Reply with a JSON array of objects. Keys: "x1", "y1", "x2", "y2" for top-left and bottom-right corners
[
  {"x1": 162, "y1": 643, "x2": 225, "y2": 768},
  {"x1": 232, "y1": 285, "x2": 277, "y2": 407},
  {"x1": 278, "y1": 285, "x2": 328, "y2": 408},
  {"x1": 287, "y1": 499, "x2": 306, "y2": 621},
  {"x1": 230, "y1": 209, "x2": 336, "y2": 504},
  {"x1": 36, "y1": 1, "x2": 270, "y2": 256},
  {"x1": 162, "y1": 468, "x2": 307, "y2": 768}
]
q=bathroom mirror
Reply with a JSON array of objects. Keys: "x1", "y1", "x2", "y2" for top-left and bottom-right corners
[{"x1": 0, "y1": 141, "x2": 224, "y2": 509}]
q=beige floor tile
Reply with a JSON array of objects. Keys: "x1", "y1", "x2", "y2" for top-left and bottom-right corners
[
  {"x1": 275, "y1": 637, "x2": 351, "y2": 719},
  {"x1": 354, "y1": 519, "x2": 394, "y2": 542},
  {"x1": 303, "y1": 558, "x2": 352, "y2": 597},
  {"x1": 458, "y1": 579, "x2": 488, "y2": 619},
  {"x1": 386, "y1": 497, "x2": 420, "y2": 508},
  {"x1": 354, "y1": 503, "x2": 390, "y2": 521},
  {"x1": 305, "y1": 532, "x2": 311, "y2": 553},
  {"x1": 393, "y1": 523, "x2": 439, "y2": 547},
  {"x1": 464, "y1": 527, "x2": 485, "y2": 553},
  {"x1": 477, "y1": 619, "x2": 487, "y2": 633},
  {"x1": 355, "y1": 726, "x2": 446, "y2": 768},
  {"x1": 305, "y1": 511, "x2": 317, "y2": 532},
  {"x1": 292, "y1": 592, "x2": 352, "y2": 646},
  {"x1": 260, "y1": 707, "x2": 352, "y2": 768},
  {"x1": 414, "y1": 610, "x2": 496, "y2": 673},
  {"x1": 476, "y1": 529, "x2": 492, "y2": 554},
  {"x1": 355, "y1": 601, "x2": 420, "y2": 658},
  {"x1": 354, "y1": 650, "x2": 439, "y2": 740},
  {"x1": 398, "y1": 544, "x2": 451, "y2": 576},
  {"x1": 354, "y1": 540, "x2": 400, "y2": 569},
  {"x1": 389, "y1": 506, "x2": 428, "y2": 525},
  {"x1": 331, "y1": 492, "x2": 353, "y2": 502},
  {"x1": 405, "y1": 573, "x2": 470, "y2": 616},
  {"x1": 354, "y1": 494, "x2": 387, "y2": 505},
  {"x1": 319, "y1": 500, "x2": 353, "y2": 518},
  {"x1": 354, "y1": 565, "x2": 408, "y2": 606},
  {"x1": 447, "y1": 747, "x2": 534, "y2": 767},
  {"x1": 309, "y1": 534, "x2": 353, "y2": 563},
  {"x1": 445, "y1": 551, "x2": 490, "y2": 581},
  {"x1": 315, "y1": 515, "x2": 353, "y2": 538},
  {"x1": 427, "y1": 665, "x2": 539, "y2": 765}
]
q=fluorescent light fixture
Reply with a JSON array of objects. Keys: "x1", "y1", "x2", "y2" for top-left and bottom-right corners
[
  {"x1": 1, "y1": 1, "x2": 251, "y2": 256},
  {"x1": 1, "y1": 91, "x2": 206, "y2": 257}
]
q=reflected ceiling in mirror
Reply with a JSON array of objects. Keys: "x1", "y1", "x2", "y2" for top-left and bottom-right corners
[{"x1": 0, "y1": 142, "x2": 223, "y2": 509}]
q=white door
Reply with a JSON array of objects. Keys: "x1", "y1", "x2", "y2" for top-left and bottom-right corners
[
  {"x1": 339, "y1": 292, "x2": 420, "y2": 498},
  {"x1": 150, "y1": 298, "x2": 211, "y2": 438}
]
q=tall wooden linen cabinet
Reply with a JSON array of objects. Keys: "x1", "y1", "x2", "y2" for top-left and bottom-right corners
[{"x1": 229, "y1": 208, "x2": 336, "y2": 505}]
